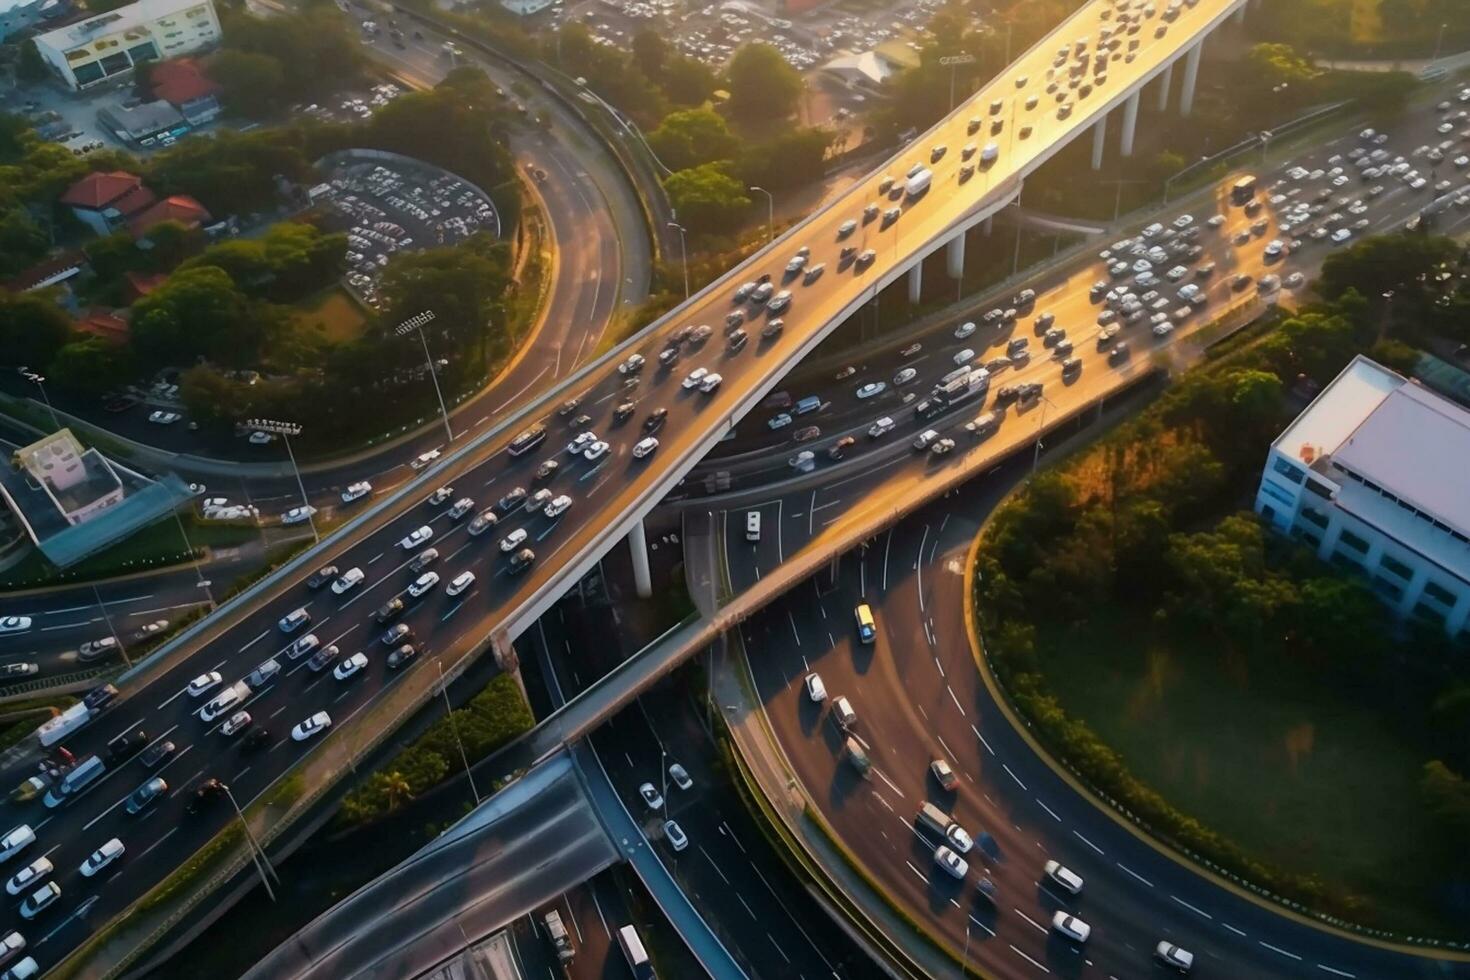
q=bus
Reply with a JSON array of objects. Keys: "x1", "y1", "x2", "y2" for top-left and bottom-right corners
[
  {"x1": 507, "y1": 422, "x2": 547, "y2": 457},
  {"x1": 616, "y1": 924, "x2": 655, "y2": 979}
]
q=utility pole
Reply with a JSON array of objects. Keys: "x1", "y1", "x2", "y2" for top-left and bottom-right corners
[
  {"x1": 748, "y1": 186, "x2": 774, "y2": 243},
  {"x1": 938, "y1": 53, "x2": 975, "y2": 110},
  {"x1": 247, "y1": 419, "x2": 317, "y2": 544},
  {"x1": 436, "y1": 658, "x2": 481, "y2": 805},
  {"x1": 667, "y1": 222, "x2": 689, "y2": 299},
  {"x1": 395, "y1": 311, "x2": 453, "y2": 445},
  {"x1": 223, "y1": 783, "x2": 280, "y2": 901}
]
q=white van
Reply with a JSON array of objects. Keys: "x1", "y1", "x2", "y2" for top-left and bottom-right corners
[
  {"x1": 833, "y1": 696, "x2": 857, "y2": 730},
  {"x1": 43, "y1": 755, "x2": 105, "y2": 808},
  {"x1": 745, "y1": 511, "x2": 761, "y2": 542}
]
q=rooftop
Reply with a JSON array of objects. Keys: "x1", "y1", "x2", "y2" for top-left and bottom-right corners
[
  {"x1": 36, "y1": 0, "x2": 203, "y2": 47},
  {"x1": 129, "y1": 194, "x2": 211, "y2": 237},
  {"x1": 1274, "y1": 355, "x2": 1402, "y2": 469},
  {"x1": 59, "y1": 170, "x2": 144, "y2": 210},
  {"x1": 98, "y1": 100, "x2": 185, "y2": 138},
  {"x1": 151, "y1": 57, "x2": 219, "y2": 106}
]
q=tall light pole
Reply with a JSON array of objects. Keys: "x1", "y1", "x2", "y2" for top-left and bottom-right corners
[
  {"x1": 1433, "y1": 22, "x2": 1448, "y2": 62},
  {"x1": 748, "y1": 186, "x2": 774, "y2": 243},
  {"x1": 247, "y1": 419, "x2": 317, "y2": 544},
  {"x1": 1030, "y1": 393, "x2": 1057, "y2": 479},
  {"x1": 395, "y1": 311, "x2": 454, "y2": 445},
  {"x1": 26, "y1": 373, "x2": 60, "y2": 430},
  {"x1": 222, "y1": 782, "x2": 279, "y2": 901},
  {"x1": 938, "y1": 53, "x2": 975, "y2": 110},
  {"x1": 667, "y1": 222, "x2": 689, "y2": 300},
  {"x1": 90, "y1": 584, "x2": 130, "y2": 669},
  {"x1": 436, "y1": 658, "x2": 481, "y2": 806},
  {"x1": 171, "y1": 506, "x2": 216, "y2": 611}
]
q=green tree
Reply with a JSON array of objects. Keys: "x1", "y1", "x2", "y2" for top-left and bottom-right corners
[
  {"x1": 180, "y1": 222, "x2": 345, "y2": 301},
  {"x1": 661, "y1": 56, "x2": 719, "y2": 107},
  {"x1": 130, "y1": 266, "x2": 262, "y2": 366},
  {"x1": 1319, "y1": 233, "x2": 1461, "y2": 306},
  {"x1": 148, "y1": 129, "x2": 313, "y2": 215},
  {"x1": 16, "y1": 40, "x2": 47, "y2": 84},
  {"x1": 725, "y1": 43, "x2": 802, "y2": 124},
  {"x1": 662, "y1": 163, "x2": 751, "y2": 235},
  {"x1": 206, "y1": 50, "x2": 287, "y2": 119},
  {"x1": 0, "y1": 207, "x2": 49, "y2": 277},
  {"x1": 737, "y1": 127, "x2": 833, "y2": 191},
  {"x1": 47, "y1": 337, "x2": 137, "y2": 396},
  {"x1": 1431, "y1": 686, "x2": 1470, "y2": 773},
  {"x1": 0, "y1": 292, "x2": 73, "y2": 367},
  {"x1": 219, "y1": 6, "x2": 364, "y2": 103},
  {"x1": 1421, "y1": 760, "x2": 1470, "y2": 841},
  {"x1": 648, "y1": 109, "x2": 740, "y2": 172},
  {"x1": 0, "y1": 113, "x2": 30, "y2": 164}
]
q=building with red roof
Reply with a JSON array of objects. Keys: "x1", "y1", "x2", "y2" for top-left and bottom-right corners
[
  {"x1": 59, "y1": 171, "x2": 157, "y2": 236},
  {"x1": 74, "y1": 309, "x2": 131, "y2": 344},
  {"x1": 129, "y1": 195, "x2": 212, "y2": 239},
  {"x1": 150, "y1": 57, "x2": 222, "y2": 125}
]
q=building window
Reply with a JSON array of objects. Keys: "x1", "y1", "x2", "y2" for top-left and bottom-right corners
[
  {"x1": 99, "y1": 51, "x2": 130, "y2": 74},
  {"x1": 1331, "y1": 551, "x2": 1361, "y2": 573},
  {"x1": 127, "y1": 41, "x2": 157, "y2": 62},
  {"x1": 1259, "y1": 481, "x2": 1295, "y2": 508},
  {"x1": 1424, "y1": 581, "x2": 1459, "y2": 607},
  {"x1": 1373, "y1": 576, "x2": 1404, "y2": 602},
  {"x1": 1379, "y1": 553, "x2": 1413, "y2": 581},
  {"x1": 1305, "y1": 478, "x2": 1333, "y2": 499},
  {"x1": 72, "y1": 61, "x2": 105, "y2": 85},
  {"x1": 1273, "y1": 456, "x2": 1306, "y2": 484},
  {"x1": 1300, "y1": 507, "x2": 1328, "y2": 529},
  {"x1": 1299, "y1": 532, "x2": 1321, "y2": 549},
  {"x1": 1414, "y1": 603, "x2": 1446, "y2": 627},
  {"x1": 1338, "y1": 529, "x2": 1369, "y2": 554}
]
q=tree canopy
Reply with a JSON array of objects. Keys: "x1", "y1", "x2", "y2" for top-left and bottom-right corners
[
  {"x1": 0, "y1": 292, "x2": 73, "y2": 368},
  {"x1": 663, "y1": 163, "x2": 751, "y2": 235},
  {"x1": 725, "y1": 43, "x2": 802, "y2": 124},
  {"x1": 648, "y1": 109, "x2": 740, "y2": 172}
]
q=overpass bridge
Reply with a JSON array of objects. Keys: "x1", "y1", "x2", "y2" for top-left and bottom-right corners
[{"x1": 36, "y1": 0, "x2": 1261, "y2": 974}]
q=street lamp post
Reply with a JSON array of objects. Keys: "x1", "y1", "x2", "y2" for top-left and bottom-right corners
[
  {"x1": 222, "y1": 783, "x2": 279, "y2": 902},
  {"x1": 748, "y1": 186, "x2": 774, "y2": 243},
  {"x1": 395, "y1": 311, "x2": 454, "y2": 445},
  {"x1": 246, "y1": 419, "x2": 317, "y2": 544},
  {"x1": 90, "y1": 585, "x2": 130, "y2": 669},
  {"x1": 1433, "y1": 22, "x2": 1448, "y2": 63},
  {"x1": 938, "y1": 53, "x2": 975, "y2": 110},
  {"x1": 436, "y1": 658, "x2": 481, "y2": 806},
  {"x1": 667, "y1": 222, "x2": 689, "y2": 300},
  {"x1": 171, "y1": 506, "x2": 217, "y2": 611},
  {"x1": 1030, "y1": 393, "x2": 1057, "y2": 479},
  {"x1": 26, "y1": 373, "x2": 60, "y2": 430}
]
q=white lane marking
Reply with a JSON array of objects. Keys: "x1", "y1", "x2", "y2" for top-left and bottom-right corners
[
  {"x1": 1260, "y1": 941, "x2": 1303, "y2": 961},
  {"x1": 1013, "y1": 908, "x2": 1048, "y2": 935},
  {"x1": 41, "y1": 622, "x2": 91, "y2": 631},
  {"x1": 947, "y1": 685, "x2": 965, "y2": 715},
  {"x1": 1317, "y1": 965, "x2": 1356, "y2": 978},
  {"x1": 1036, "y1": 799, "x2": 1061, "y2": 822},
  {"x1": 1072, "y1": 830, "x2": 1103, "y2": 855},
  {"x1": 971, "y1": 724, "x2": 994, "y2": 755},
  {"x1": 1008, "y1": 944, "x2": 1050, "y2": 973},
  {"x1": 240, "y1": 630, "x2": 269, "y2": 652},
  {"x1": 969, "y1": 915, "x2": 996, "y2": 938},
  {"x1": 872, "y1": 767, "x2": 905, "y2": 799},
  {"x1": 905, "y1": 861, "x2": 928, "y2": 885},
  {"x1": 1170, "y1": 894, "x2": 1211, "y2": 919},
  {"x1": 1003, "y1": 764, "x2": 1027, "y2": 790},
  {"x1": 1116, "y1": 862, "x2": 1153, "y2": 888},
  {"x1": 1221, "y1": 922, "x2": 1247, "y2": 937},
  {"x1": 698, "y1": 845, "x2": 730, "y2": 885}
]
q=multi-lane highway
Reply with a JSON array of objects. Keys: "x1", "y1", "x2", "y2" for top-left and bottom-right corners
[{"x1": 0, "y1": 0, "x2": 1309, "y2": 970}]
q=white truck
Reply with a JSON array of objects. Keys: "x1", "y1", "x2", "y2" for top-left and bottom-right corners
[
  {"x1": 934, "y1": 367, "x2": 991, "y2": 407},
  {"x1": 905, "y1": 168, "x2": 933, "y2": 199},
  {"x1": 37, "y1": 702, "x2": 91, "y2": 748}
]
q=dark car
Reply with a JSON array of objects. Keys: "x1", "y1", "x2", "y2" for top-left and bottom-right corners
[
  {"x1": 139, "y1": 740, "x2": 176, "y2": 768},
  {"x1": 569, "y1": 413, "x2": 592, "y2": 429},
  {"x1": 508, "y1": 548, "x2": 536, "y2": 575},
  {"x1": 107, "y1": 728, "x2": 148, "y2": 763},
  {"x1": 241, "y1": 727, "x2": 271, "y2": 752},
  {"x1": 125, "y1": 776, "x2": 167, "y2": 815},
  {"x1": 374, "y1": 597, "x2": 405, "y2": 625},
  {"x1": 306, "y1": 645, "x2": 341, "y2": 673},
  {"x1": 496, "y1": 487, "x2": 528, "y2": 513},
  {"x1": 381, "y1": 623, "x2": 414, "y2": 646},
  {"x1": 726, "y1": 329, "x2": 748, "y2": 354},
  {"x1": 185, "y1": 778, "x2": 225, "y2": 815},
  {"x1": 613, "y1": 401, "x2": 637, "y2": 424},
  {"x1": 993, "y1": 385, "x2": 1020, "y2": 405},
  {"x1": 642, "y1": 408, "x2": 667, "y2": 434},
  {"x1": 558, "y1": 396, "x2": 582, "y2": 417},
  {"x1": 386, "y1": 644, "x2": 418, "y2": 669},
  {"x1": 306, "y1": 565, "x2": 338, "y2": 590}
]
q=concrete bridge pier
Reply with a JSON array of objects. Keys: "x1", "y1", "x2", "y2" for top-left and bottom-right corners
[
  {"x1": 1180, "y1": 41, "x2": 1203, "y2": 117},
  {"x1": 908, "y1": 262, "x2": 923, "y2": 304},
  {"x1": 1157, "y1": 62, "x2": 1173, "y2": 112},
  {"x1": 946, "y1": 232, "x2": 966, "y2": 279},
  {"x1": 1091, "y1": 115, "x2": 1108, "y2": 170},
  {"x1": 1120, "y1": 90, "x2": 1140, "y2": 157},
  {"x1": 629, "y1": 520, "x2": 652, "y2": 598}
]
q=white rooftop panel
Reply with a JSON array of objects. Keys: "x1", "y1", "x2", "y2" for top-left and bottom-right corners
[{"x1": 1274, "y1": 355, "x2": 1401, "y2": 465}]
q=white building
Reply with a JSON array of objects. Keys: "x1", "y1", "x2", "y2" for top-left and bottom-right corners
[
  {"x1": 32, "y1": 0, "x2": 219, "y2": 91},
  {"x1": 0, "y1": 0, "x2": 66, "y2": 44},
  {"x1": 1255, "y1": 355, "x2": 1470, "y2": 637}
]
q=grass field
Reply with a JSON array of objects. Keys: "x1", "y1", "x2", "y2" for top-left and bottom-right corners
[
  {"x1": 1034, "y1": 608, "x2": 1448, "y2": 933},
  {"x1": 292, "y1": 287, "x2": 369, "y2": 345}
]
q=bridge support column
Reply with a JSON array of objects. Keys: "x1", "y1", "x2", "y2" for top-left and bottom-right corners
[
  {"x1": 1120, "y1": 90, "x2": 1140, "y2": 157},
  {"x1": 946, "y1": 233, "x2": 966, "y2": 279},
  {"x1": 983, "y1": 215, "x2": 994, "y2": 236},
  {"x1": 629, "y1": 520, "x2": 652, "y2": 599},
  {"x1": 1156, "y1": 62, "x2": 1173, "y2": 112},
  {"x1": 1180, "y1": 41, "x2": 1203, "y2": 117},
  {"x1": 907, "y1": 262, "x2": 923, "y2": 304},
  {"x1": 1234, "y1": 3, "x2": 1246, "y2": 25},
  {"x1": 1090, "y1": 114, "x2": 1107, "y2": 171}
]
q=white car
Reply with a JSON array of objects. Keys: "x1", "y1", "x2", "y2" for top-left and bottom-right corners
[
  {"x1": 187, "y1": 671, "x2": 222, "y2": 698},
  {"x1": 18, "y1": 881, "x2": 59, "y2": 920},
  {"x1": 583, "y1": 441, "x2": 610, "y2": 462},
  {"x1": 334, "y1": 652, "x2": 369, "y2": 680},
  {"x1": 427, "y1": 486, "x2": 455, "y2": 506},
  {"x1": 201, "y1": 686, "x2": 244, "y2": 722},
  {"x1": 618, "y1": 353, "x2": 645, "y2": 375},
  {"x1": 148, "y1": 411, "x2": 181, "y2": 425},
  {"x1": 1051, "y1": 911, "x2": 1091, "y2": 943},
  {"x1": 79, "y1": 839, "x2": 124, "y2": 878},
  {"x1": 5, "y1": 857, "x2": 51, "y2": 896},
  {"x1": 1044, "y1": 860, "x2": 1084, "y2": 894},
  {"x1": 291, "y1": 711, "x2": 332, "y2": 742},
  {"x1": 856, "y1": 382, "x2": 886, "y2": 399},
  {"x1": 567, "y1": 431, "x2": 597, "y2": 455},
  {"x1": 221, "y1": 711, "x2": 252, "y2": 736},
  {"x1": 408, "y1": 572, "x2": 439, "y2": 598},
  {"x1": 682, "y1": 367, "x2": 708, "y2": 389},
  {"x1": 247, "y1": 431, "x2": 274, "y2": 445},
  {"x1": 340, "y1": 481, "x2": 372, "y2": 504},
  {"x1": 446, "y1": 571, "x2": 475, "y2": 597},
  {"x1": 893, "y1": 367, "x2": 918, "y2": 386},
  {"x1": 934, "y1": 845, "x2": 968, "y2": 879},
  {"x1": 0, "y1": 826, "x2": 34, "y2": 863},
  {"x1": 768, "y1": 413, "x2": 792, "y2": 430},
  {"x1": 663, "y1": 820, "x2": 688, "y2": 851},
  {"x1": 952, "y1": 348, "x2": 975, "y2": 366},
  {"x1": 633, "y1": 437, "x2": 659, "y2": 459},
  {"x1": 1331, "y1": 227, "x2": 1352, "y2": 244},
  {"x1": 331, "y1": 567, "x2": 364, "y2": 595},
  {"x1": 0, "y1": 616, "x2": 31, "y2": 634},
  {"x1": 698, "y1": 372, "x2": 723, "y2": 393},
  {"x1": 638, "y1": 782, "x2": 663, "y2": 810},
  {"x1": 499, "y1": 528, "x2": 528, "y2": 553},
  {"x1": 953, "y1": 320, "x2": 976, "y2": 339},
  {"x1": 669, "y1": 763, "x2": 693, "y2": 791},
  {"x1": 281, "y1": 505, "x2": 317, "y2": 526},
  {"x1": 868, "y1": 417, "x2": 895, "y2": 438},
  {"x1": 278, "y1": 607, "x2": 310, "y2": 633},
  {"x1": 544, "y1": 495, "x2": 573, "y2": 518},
  {"x1": 1155, "y1": 941, "x2": 1195, "y2": 973},
  {"x1": 805, "y1": 669, "x2": 829, "y2": 702},
  {"x1": 399, "y1": 525, "x2": 433, "y2": 550},
  {"x1": 288, "y1": 633, "x2": 320, "y2": 660},
  {"x1": 946, "y1": 822, "x2": 974, "y2": 853},
  {"x1": 410, "y1": 449, "x2": 440, "y2": 470}
]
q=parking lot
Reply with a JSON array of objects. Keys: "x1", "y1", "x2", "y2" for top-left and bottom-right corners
[{"x1": 313, "y1": 151, "x2": 502, "y2": 309}]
